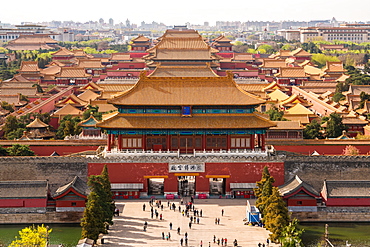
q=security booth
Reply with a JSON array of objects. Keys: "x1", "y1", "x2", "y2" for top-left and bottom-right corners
[
  {"x1": 111, "y1": 183, "x2": 143, "y2": 199},
  {"x1": 230, "y1": 183, "x2": 257, "y2": 199}
]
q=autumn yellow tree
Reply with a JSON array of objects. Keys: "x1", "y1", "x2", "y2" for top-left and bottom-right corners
[{"x1": 9, "y1": 224, "x2": 52, "y2": 247}]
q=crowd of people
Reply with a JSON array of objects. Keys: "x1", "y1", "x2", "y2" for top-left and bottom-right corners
[{"x1": 113, "y1": 197, "x2": 273, "y2": 246}]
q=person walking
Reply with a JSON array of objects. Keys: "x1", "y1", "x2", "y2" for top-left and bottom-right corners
[
  {"x1": 221, "y1": 209, "x2": 224, "y2": 216},
  {"x1": 143, "y1": 203, "x2": 146, "y2": 211},
  {"x1": 215, "y1": 218, "x2": 218, "y2": 224},
  {"x1": 185, "y1": 232, "x2": 188, "y2": 238},
  {"x1": 221, "y1": 238, "x2": 224, "y2": 246},
  {"x1": 160, "y1": 214, "x2": 163, "y2": 220},
  {"x1": 233, "y1": 239, "x2": 238, "y2": 247},
  {"x1": 180, "y1": 238, "x2": 184, "y2": 246},
  {"x1": 185, "y1": 237, "x2": 188, "y2": 246},
  {"x1": 197, "y1": 217, "x2": 200, "y2": 224},
  {"x1": 217, "y1": 238, "x2": 220, "y2": 245},
  {"x1": 168, "y1": 232, "x2": 171, "y2": 240},
  {"x1": 200, "y1": 209, "x2": 203, "y2": 217},
  {"x1": 213, "y1": 235, "x2": 216, "y2": 243},
  {"x1": 225, "y1": 238, "x2": 227, "y2": 246},
  {"x1": 169, "y1": 222, "x2": 173, "y2": 230},
  {"x1": 189, "y1": 221, "x2": 192, "y2": 229},
  {"x1": 200, "y1": 240, "x2": 203, "y2": 247},
  {"x1": 217, "y1": 218, "x2": 220, "y2": 224},
  {"x1": 162, "y1": 232, "x2": 165, "y2": 239},
  {"x1": 178, "y1": 227, "x2": 181, "y2": 234}
]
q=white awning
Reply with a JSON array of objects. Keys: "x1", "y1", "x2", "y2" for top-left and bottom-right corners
[
  {"x1": 230, "y1": 183, "x2": 257, "y2": 189},
  {"x1": 111, "y1": 183, "x2": 143, "y2": 190}
]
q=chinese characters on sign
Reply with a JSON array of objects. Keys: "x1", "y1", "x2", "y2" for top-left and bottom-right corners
[{"x1": 169, "y1": 163, "x2": 205, "y2": 173}]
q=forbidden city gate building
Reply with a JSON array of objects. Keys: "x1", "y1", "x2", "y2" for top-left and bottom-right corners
[{"x1": 91, "y1": 28, "x2": 284, "y2": 198}]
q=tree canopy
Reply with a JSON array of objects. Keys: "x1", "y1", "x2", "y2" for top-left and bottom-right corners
[
  {"x1": 303, "y1": 120, "x2": 323, "y2": 139},
  {"x1": 325, "y1": 112, "x2": 346, "y2": 138},
  {"x1": 81, "y1": 165, "x2": 114, "y2": 241},
  {"x1": 9, "y1": 224, "x2": 52, "y2": 247}
]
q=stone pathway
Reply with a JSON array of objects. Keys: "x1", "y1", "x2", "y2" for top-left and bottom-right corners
[{"x1": 103, "y1": 199, "x2": 279, "y2": 247}]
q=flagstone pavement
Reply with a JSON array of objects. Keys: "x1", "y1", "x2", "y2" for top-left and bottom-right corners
[{"x1": 103, "y1": 198, "x2": 279, "y2": 247}]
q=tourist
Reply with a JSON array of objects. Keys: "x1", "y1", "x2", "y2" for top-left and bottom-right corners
[
  {"x1": 180, "y1": 238, "x2": 184, "y2": 246},
  {"x1": 217, "y1": 238, "x2": 220, "y2": 245},
  {"x1": 189, "y1": 221, "x2": 192, "y2": 229},
  {"x1": 160, "y1": 213, "x2": 162, "y2": 220},
  {"x1": 217, "y1": 218, "x2": 220, "y2": 224},
  {"x1": 177, "y1": 227, "x2": 181, "y2": 235},
  {"x1": 200, "y1": 209, "x2": 203, "y2": 217},
  {"x1": 162, "y1": 232, "x2": 165, "y2": 239},
  {"x1": 215, "y1": 218, "x2": 218, "y2": 224},
  {"x1": 200, "y1": 240, "x2": 203, "y2": 247},
  {"x1": 197, "y1": 217, "x2": 200, "y2": 224},
  {"x1": 213, "y1": 235, "x2": 216, "y2": 243},
  {"x1": 185, "y1": 237, "x2": 188, "y2": 246},
  {"x1": 221, "y1": 238, "x2": 224, "y2": 245},
  {"x1": 143, "y1": 203, "x2": 146, "y2": 211},
  {"x1": 169, "y1": 222, "x2": 172, "y2": 230},
  {"x1": 258, "y1": 243, "x2": 262, "y2": 247},
  {"x1": 233, "y1": 239, "x2": 238, "y2": 247},
  {"x1": 225, "y1": 238, "x2": 227, "y2": 246},
  {"x1": 185, "y1": 232, "x2": 188, "y2": 238},
  {"x1": 168, "y1": 232, "x2": 171, "y2": 240},
  {"x1": 222, "y1": 209, "x2": 224, "y2": 216}
]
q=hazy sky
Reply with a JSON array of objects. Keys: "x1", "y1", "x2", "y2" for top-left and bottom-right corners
[{"x1": 1, "y1": 0, "x2": 369, "y2": 26}]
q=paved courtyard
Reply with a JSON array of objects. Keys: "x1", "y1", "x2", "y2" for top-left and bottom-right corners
[{"x1": 103, "y1": 198, "x2": 278, "y2": 247}]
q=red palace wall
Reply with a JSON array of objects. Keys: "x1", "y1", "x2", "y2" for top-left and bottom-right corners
[
  {"x1": 0, "y1": 198, "x2": 46, "y2": 208},
  {"x1": 287, "y1": 199, "x2": 317, "y2": 207},
  {"x1": 88, "y1": 162, "x2": 284, "y2": 194},
  {"x1": 55, "y1": 200, "x2": 86, "y2": 207},
  {"x1": 324, "y1": 197, "x2": 370, "y2": 207},
  {"x1": 273, "y1": 144, "x2": 370, "y2": 155}
]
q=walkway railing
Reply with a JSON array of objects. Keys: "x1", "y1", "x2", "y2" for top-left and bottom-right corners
[{"x1": 102, "y1": 147, "x2": 273, "y2": 158}]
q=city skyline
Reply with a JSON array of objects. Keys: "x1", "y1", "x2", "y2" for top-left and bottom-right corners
[{"x1": 1, "y1": 0, "x2": 369, "y2": 26}]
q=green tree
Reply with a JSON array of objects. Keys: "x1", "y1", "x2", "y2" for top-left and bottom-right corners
[
  {"x1": 279, "y1": 218, "x2": 304, "y2": 247},
  {"x1": 81, "y1": 191, "x2": 105, "y2": 241},
  {"x1": 83, "y1": 105, "x2": 102, "y2": 120},
  {"x1": 266, "y1": 106, "x2": 287, "y2": 121},
  {"x1": 56, "y1": 115, "x2": 82, "y2": 139},
  {"x1": 7, "y1": 144, "x2": 35, "y2": 156},
  {"x1": 88, "y1": 175, "x2": 113, "y2": 227},
  {"x1": 101, "y1": 165, "x2": 115, "y2": 223},
  {"x1": 311, "y1": 54, "x2": 340, "y2": 68},
  {"x1": 9, "y1": 224, "x2": 52, "y2": 247},
  {"x1": 257, "y1": 44, "x2": 274, "y2": 54},
  {"x1": 255, "y1": 166, "x2": 275, "y2": 215},
  {"x1": 1, "y1": 101, "x2": 14, "y2": 112},
  {"x1": 303, "y1": 120, "x2": 322, "y2": 139},
  {"x1": 326, "y1": 112, "x2": 346, "y2": 138},
  {"x1": 0, "y1": 146, "x2": 8, "y2": 156},
  {"x1": 332, "y1": 92, "x2": 345, "y2": 102},
  {"x1": 263, "y1": 187, "x2": 290, "y2": 243},
  {"x1": 32, "y1": 83, "x2": 44, "y2": 93}
]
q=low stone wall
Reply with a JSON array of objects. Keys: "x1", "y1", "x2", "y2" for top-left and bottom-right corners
[
  {"x1": 292, "y1": 207, "x2": 370, "y2": 222},
  {"x1": 0, "y1": 212, "x2": 83, "y2": 224}
]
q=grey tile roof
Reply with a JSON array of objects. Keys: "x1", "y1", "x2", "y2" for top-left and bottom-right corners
[
  {"x1": 53, "y1": 176, "x2": 89, "y2": 198},
  {"x1": 0, "y1": 180, "x2": 48, "y2": 198},
  {"x1": 279, "y1": 175, "x2": 320, "y2": 197},
  {"x1": 324, "y1": 180, "x2": 370, "y2": 197}
]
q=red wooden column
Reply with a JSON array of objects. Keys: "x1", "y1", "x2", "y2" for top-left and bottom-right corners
[
  {"x1": 110, "y1": 134, "x2": 115, "y2": 148},
  {"x1": 142, "y1": 135, "x2": 146, "y2": 151},
  {"x1": 257, "y1": 134, "x2": 261, "y2": 148},
  {"x1": 227, "y1": 135, "x2": 231, "y2": 150},
  {"x1": 117, "y1": 134, "x2": 122, "y2": 150},
  {"x1": 261, "y1": 134, "x2": 265, "y2": 151},
  {"x1": 107, "y1": 134, "x2": 112, "y2": 151},
  {"x1": 202, "y1": 134, "x2": 207, "y2": 150},
  {"x1": 250, "y1": 134, "x2": 255, "y2": 150},
  {"x1": 166, "y1": 135, "x2": 170, "y2": 151}
]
